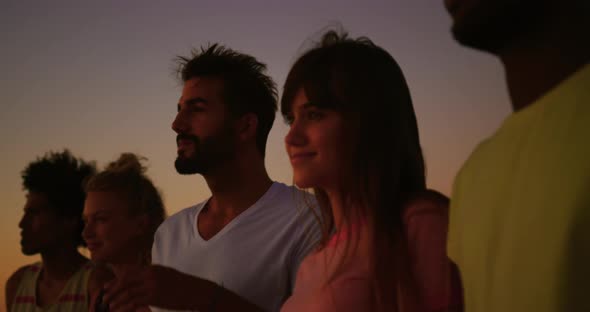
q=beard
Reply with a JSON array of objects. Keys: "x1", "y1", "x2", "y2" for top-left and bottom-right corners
[
  {"x1": 174, "y1": 127, "x2": 237, "y2": 175},
  {"x1": 20, "y1": 241, "x2": 39, "y2": 255},
  {"x1": 175, "y1": 134, "x2": 201, "y2": 174}
]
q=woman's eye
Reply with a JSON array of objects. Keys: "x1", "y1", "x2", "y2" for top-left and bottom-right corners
[
  {"x1": 284, "y1": 114, "x2": 294, "y2": 125},
  {"x1": 306, "y1": 110, "x2": 323, "y2": 121}
]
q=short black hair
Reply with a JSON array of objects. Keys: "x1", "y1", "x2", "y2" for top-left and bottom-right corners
[
  {"x1": 176, "y1": 44, "x2": 278, "y2": 157},
  {"x1": 22, "y1": 150, "x2": 96, "y2": 247}
]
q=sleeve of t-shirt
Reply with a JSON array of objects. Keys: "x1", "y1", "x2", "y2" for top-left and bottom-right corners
[
  {"x1": 287, "y1": 208, "x2": 323, "y2": 291},
  {"x1": 404, "y1": 193, "x2": 463, "y2": 312},
  {"x1": 151, "y1": 224, "x2": 165, "y2": 265}
]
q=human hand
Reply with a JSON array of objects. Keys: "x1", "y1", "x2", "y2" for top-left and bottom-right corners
[{"x1": 103, "y1": 264, "x2": 194, "y2": 312}]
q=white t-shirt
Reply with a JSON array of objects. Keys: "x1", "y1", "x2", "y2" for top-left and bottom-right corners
[{"x1": 151, "y1": 182, "x2": 322, "y2": 312}]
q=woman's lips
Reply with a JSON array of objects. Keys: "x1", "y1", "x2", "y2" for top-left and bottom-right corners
[
  {"x1": 289, "y1": 152, "x2": 317, "y2": 164},
  {"x1": 86, "y1": 242, "x2": 102, "y2": 252}
]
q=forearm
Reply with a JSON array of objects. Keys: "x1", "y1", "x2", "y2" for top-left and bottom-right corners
[{"x1": 166, "y1": 275, "x2": 267, "y2": 312}]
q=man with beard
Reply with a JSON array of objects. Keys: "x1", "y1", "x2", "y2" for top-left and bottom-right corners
[
  {"x1": 103, "y1": 45, "x2": 321, "y2": 312},
  {"x1": 444, "y1": 0, "x2": 590, "y2": 311},
  {"x1": 5, "y1": 150, "x2": 96, "y2": 311}
]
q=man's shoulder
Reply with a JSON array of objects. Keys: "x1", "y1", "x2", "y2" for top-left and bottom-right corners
[
  {"x1": 266, "y1": 182, "x2": 316, "y2": 210},
  {"x1": 7, "y1": 265, "x2": 30, "y2": 285},
  {"x1": 11, "y1": 262, "x2": 41, "y2": 277},
  {"x1": 453, "y1": 134, "x2": 497, "y2": 188},
  {"x1": 265, "y1": 183, "x2": 322, "y2": 237},
  {"x1": 5, "y1": 262, "x2": 38, "y2": 294},
  {"x1": 262, "y1": 183, "x2": 320, "y2": 226},
  {"x1": 5, "y1": 265, "x2": 28, "y2": 310},
  {"x1": 166, "y1": 203, "x2": 204, "y2": 222},
  {"x1": 156, "y1": 203, "x2": 203, "y2": 234}
]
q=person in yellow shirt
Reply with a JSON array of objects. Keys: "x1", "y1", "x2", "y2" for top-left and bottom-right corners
[
  {"x1": 5, "y1": 150, "x2": 97, "y2": 312},
  {"x1": 444, "y1": 0, "x2": 590, "y2": 311}
]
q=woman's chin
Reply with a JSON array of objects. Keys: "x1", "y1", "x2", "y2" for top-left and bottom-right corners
[
  {"x1": 293, "y1": 173, "x2": 330, "y2": 191},
  {"x1": 90, "y1": 253, "x2": 109, "y2": 263},
  {"x1": 294, "y1": 179, "x2": 314, "y2": 190}
]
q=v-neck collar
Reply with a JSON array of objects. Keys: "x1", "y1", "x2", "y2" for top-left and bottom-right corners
[{"x1": 191, "y1": 182, "x2": 279, "y2": 244}]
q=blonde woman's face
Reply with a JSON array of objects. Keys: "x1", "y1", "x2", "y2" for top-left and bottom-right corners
[{"x1": 82, "y1": 191, "x2": 145, "y2": 264}]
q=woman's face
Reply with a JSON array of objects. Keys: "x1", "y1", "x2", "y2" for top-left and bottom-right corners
[
  {"x1": 284, "y1": 88, "x2": 351, "y2": 192},
  {"x1": 82, "y1": 191, "x2": 146, "y2": 264}
]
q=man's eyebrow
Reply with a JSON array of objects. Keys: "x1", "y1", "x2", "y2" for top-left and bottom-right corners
[
  {"x1": 185, "y1": 97, "x2": 208, "y2": 106},
  {"x1": 178, "y1": 97, "x2": 208, "y2": 111},
  {"x1": 83, "y1": 209, "x2": 108, "y2": 219}
]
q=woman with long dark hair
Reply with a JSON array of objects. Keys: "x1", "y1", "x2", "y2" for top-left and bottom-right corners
[{"x1": 280, "y1": 31, "x2": 462, "y2": 312}]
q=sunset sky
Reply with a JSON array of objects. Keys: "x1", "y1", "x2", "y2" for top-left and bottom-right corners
[{"x1": 0, "y1": 0, "x2": 511, "y2": 307}]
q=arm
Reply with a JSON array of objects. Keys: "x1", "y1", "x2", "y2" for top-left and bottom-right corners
[
  {"x1": 5, "y1": 266, "x2": 27, "y2": 312},
  {"x1": 143, "y1": 224, "x2": 266, "y2": 312},
  {"x1": 104, "y1": 264, "x2": 267, "y2": 312},
  {"x1": 87, "y1": 264, "x2": 115, "y2": 312},
  {"x1": 404, "y1": 191, "x2": 463, "y2": 312},
  {"x1": 312, "y1": 277, "x2": 373, "y2": 312}
]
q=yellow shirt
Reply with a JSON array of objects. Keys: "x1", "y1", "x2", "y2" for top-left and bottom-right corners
[
  {"x1": 448, "y1": 64, "x2": 590, "y2": 312},
  {"x1": 11, "y1": 262, "x2": 92, "y2": 312}
]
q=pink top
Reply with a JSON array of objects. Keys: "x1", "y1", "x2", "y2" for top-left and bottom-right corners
[{"x1": 281, "y1": 194, "x2": 463, "y2": 312}]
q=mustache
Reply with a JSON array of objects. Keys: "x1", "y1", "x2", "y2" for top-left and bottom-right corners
[{"x1": 176, "y1": 134, "x2": 199, "y2": 145}]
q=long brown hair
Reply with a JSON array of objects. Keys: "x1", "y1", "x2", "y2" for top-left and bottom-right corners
[{"x1": 281, "y1": 31, "x2": 426, "y2": 311}]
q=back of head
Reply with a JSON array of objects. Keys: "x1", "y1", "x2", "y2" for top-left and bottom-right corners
[
  {"x1": 85, "y1": 153, "x2": 166, "y2": 246},
  {"x1": 21, "y1": 149, "x2": 96, "y2": 247},
  {"x1": 176, "y1": 44, "x2": 278, "y2": 157}
]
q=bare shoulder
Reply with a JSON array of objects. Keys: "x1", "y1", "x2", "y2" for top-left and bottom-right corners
[
  {"x1": 403, "y1": 189, "x2": 450, "y2": 220},
  {"x1": 5, "y1": 265, "x2": 31, "y2": 309},
  {"x1": 6, "y1": 264, "x2": 30, "y2": 290}
]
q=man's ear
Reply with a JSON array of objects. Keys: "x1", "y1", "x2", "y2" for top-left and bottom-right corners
[
  {"x1": 135, "y1": 214, "x2": 150, "y2": 236},
  {"x1": 237, "y1": 113, "x2": 258, "y2": 141}
]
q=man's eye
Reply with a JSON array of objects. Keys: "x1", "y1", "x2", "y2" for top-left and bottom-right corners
[{"x1": 190, "y1": 107, "x2": 204, "y2": 112}]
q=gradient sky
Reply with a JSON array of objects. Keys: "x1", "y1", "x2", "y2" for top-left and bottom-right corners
[{"x1": 0, "y1": 0, "x2": 511, "y2": 307}]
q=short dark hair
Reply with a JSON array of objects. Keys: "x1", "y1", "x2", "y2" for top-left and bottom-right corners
[
  {"x1": 176, "y1": 44, "x2": 278, "y2": 157},
  {"x1": 21, "y1": 150, "x2": 96, "y2": 247}
]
